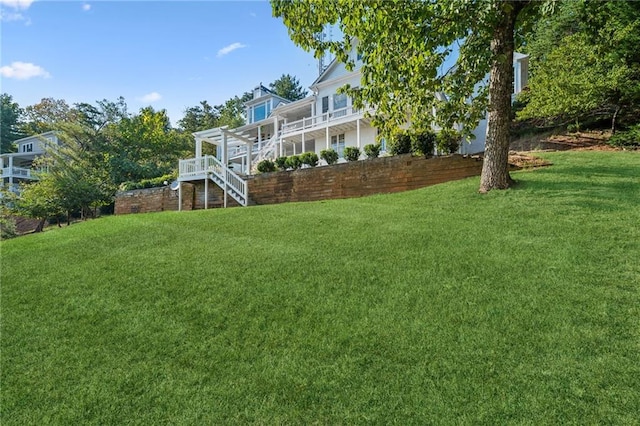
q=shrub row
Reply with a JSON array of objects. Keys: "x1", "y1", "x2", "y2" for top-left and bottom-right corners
[
  {"x1": 257, "y1": 152, "x2": 320, "y2": 173},
  {"x1": 388, "y1": 128, "x2": 461, "y2": 157},
  {"x1": 119, "y1": 172, "x2": 177, "y2": 191}
]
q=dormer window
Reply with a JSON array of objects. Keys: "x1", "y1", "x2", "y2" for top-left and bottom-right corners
[
  {"x1": 248, "y1": 100, "x2": 272, "y2": 124},
  {"x1": 21, "y1": 143, "x2": 33, "y2": 153}
]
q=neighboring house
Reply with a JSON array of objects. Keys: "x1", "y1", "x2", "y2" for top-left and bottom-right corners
[
  {"x1": 177, "y1": 44, "x2": 528, "y2": 208},
  {"x1": 1, "y1": 131, "x2": 59, "y2": 193}
]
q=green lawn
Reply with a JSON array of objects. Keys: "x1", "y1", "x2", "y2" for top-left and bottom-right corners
[{"x1": 2, "y1": 151, "x2": 639, "y2": 424}]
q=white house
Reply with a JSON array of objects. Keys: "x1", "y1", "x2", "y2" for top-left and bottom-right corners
[
  {"x1": 1, "y1": 131, "x2": 59, "y2": 193},
  {"x1": 177, "y1": 44, "x2": 528, "y2": 208}
]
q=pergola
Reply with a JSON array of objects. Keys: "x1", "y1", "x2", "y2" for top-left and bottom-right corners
[{"x1": 192, "y1": 125, "x2": 257, "y2": 174}]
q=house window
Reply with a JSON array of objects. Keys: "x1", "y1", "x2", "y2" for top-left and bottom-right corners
[
  {"x1": 253, "y1": 103, "x2": 267, "y2": 122},
  {"x1": 21, "y1": 143, "x2": 33, "y2": 153},
  {"x1": 321, "y1": 96, "x2": 329, "y2": 114},
  {"x1": 331, "y1": 133, "x2": 345, "y2": 158},
  {"x1": 333, "y1": 93, "x2": 347, "y2": 117}
]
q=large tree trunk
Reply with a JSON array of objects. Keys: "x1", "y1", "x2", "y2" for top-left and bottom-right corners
[{"x1": 479, "y1": 2, "x2": 522, "y2": 193}]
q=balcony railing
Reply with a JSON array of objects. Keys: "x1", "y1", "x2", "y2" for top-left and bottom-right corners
[
  {"x1": 281, "y1": 106, "x2": 369, "y2": 136},
  {"x1": 1, "y1": 167, "x2": 38, "y2": 179}
]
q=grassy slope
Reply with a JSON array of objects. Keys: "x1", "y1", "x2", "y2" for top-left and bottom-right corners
[{"x1": 2, "y1": 151, "x2": 639, "y2": 424}]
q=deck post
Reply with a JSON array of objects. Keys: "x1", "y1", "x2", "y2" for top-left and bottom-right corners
[
  {"x1": 302, "y1": 132, "x2": 306, "y2": 153},
  {"x1": 223, "y1": 133, "x2": 228, "y2": 208},
  {"x1": 326, "y1": 125, "x2": 330, "y2": 150},
  {"x1": 357, "y1": 118, "x2": 361, "y2": 149},
  {"x1": 178, "y1": 182, "x2": 182, "y2": 211},
  {"x1": 195, "y1": 138, "x2": 202, "y2": 158},
  {"x1": 204, "y1": 175, "x2": 208, "y2": 210}
]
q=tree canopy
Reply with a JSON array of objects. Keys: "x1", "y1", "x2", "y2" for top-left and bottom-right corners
[
  {"x1": 269, "y1": 73, "x2": 308, "y2": 101},
  {"x1": 272, "y1": 0, "x2": 546, "y2": 192},
  {"x1": 1, "y1": 94, "x2": 25, "y2": 153},
  {"x1": 518, "y1": 1, "x2": 640, "y2": 132}
]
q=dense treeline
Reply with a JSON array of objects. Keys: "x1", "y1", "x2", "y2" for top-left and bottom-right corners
[{"x1": 0, "y1": 74, "x2": 308, "y2": 233}]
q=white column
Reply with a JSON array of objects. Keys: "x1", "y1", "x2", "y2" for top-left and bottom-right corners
[
  {"x1": 8, "y1": 156, "x2": 13, "y2": 184},
  {"x1": 326, "y1": 126, "x2": 330, "y2": 150},
  {"x1": 302, "y1": 132, "x2": 306, "y2": 153},
  {"x1": 246, "y1": 142, "x2": 252, "y2": 175},
  {"x1": 195, "y1": 138, "x2": 203, "y2": 158},
  {"x1": 222, "y1": 133, "x2": 228, "y2": 208},
  {"x1": 357, "y1": 119, "x2": 361, "y2": 149},
  {"x1": 279, "y1": 138, "x2": 283, "y2": 157},
  {"x1": 178, "y1": 182, "x2": 182, "y2": 211}
]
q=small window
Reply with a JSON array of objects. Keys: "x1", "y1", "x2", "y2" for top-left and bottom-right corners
[
  {"x1": 331, "y1": 133, "x2": 345, "y2": 158},
  {"x1": 322, "y1": 96, "x2": 329, "y2": 114},
  {"x1": 21, "y1": 143, "x2": 33, "y2": 153}
]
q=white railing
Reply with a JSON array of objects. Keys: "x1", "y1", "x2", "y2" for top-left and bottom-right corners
[
  {"x1": 253, "y1": 133, "x2": 279, "y2": 165},
  {"x1": 178, "y1": 155, "x2": 247, "y2": 206},
  {"x1": 2, "y1": 167, "x2": 38, "y2": 179},
  {"x1": 281, "y1": 106, "x2": 366, "y2": 136},
  {"x1": 1, "y1": 167, "x2": 37, "y2": 179}
]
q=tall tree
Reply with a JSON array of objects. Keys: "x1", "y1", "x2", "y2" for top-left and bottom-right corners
[
  {"x1": 269, "y1": 73, "x2": 308, "y2": 101},
  {"x1": 272, "y1": 0, "x2": 545, "y2": 192},
  {"x1": 21, "y1": 97, "x2": 75, "y2": 135},
  {"x1": 178, "y1": 100, "x2": 220, "y2": 132},
  {"x1": 216, "y1": 92, "x2": 252, "y2": 129},
  {"x1": 1, "y1": 93, "x2": 25, "y2": 153}
]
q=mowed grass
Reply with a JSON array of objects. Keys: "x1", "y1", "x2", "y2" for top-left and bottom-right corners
[{"x1": 2, "y1": 151, "x2": 639, "y2": 424}]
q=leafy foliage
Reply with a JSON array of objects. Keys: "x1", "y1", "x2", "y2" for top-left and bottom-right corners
[
  {"x1": 436, "y1": 129, "x2": 462, "y2": 154},
  {"x1": 607, "y1": 124, "x2": 640, "y2": 148},
  {"x1": 269, "y1": 74, "x2": 308, "y2": 101},
  {"x1": 272, "y1": 0, "x2": 543, "y2": 191},
  {"x1": 119, "y1": 173, "x2": 177, "y2": 191},
  {"x1": 300, "y1": 151, "x2": 319, "y2": 167},
  {"x1": 285, "y1": 154, "x2": 303, "y2": 170},
  {"x1": 320, "y1": 148, "x2": 339, "y2": 165},
  {"x1": 363, "y1": 143, "x2": 381, "y2": 159},
  {"x1": 519, "y1": 1, "x2": 640, "y2": 131},
  {"x1": 1, "y1": 93, "x2": 24, "y2": 153},
  {"x1": 343, "y1": 146, "x2": 360, "y2": 162},
  {"x1": 275, "y1": 156, "x2": 289, "y2": 171},
  {"x1": 389, "y1": 131, "x2": 412, "y2": 156},
  {"x1": 257, "y1": 159, "x2": 277, "y2": 173},
  {"x1": 411, "y1": 130, "x2": 437, "y2": 158}
]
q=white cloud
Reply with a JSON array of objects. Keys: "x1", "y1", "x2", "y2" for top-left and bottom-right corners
[
  {"x1": 82, "y1": 3, "x2": 91, "y2": 11},
  {"x1": 138, "y1": 92, "x2": 162, "y2": 103},
  {"x1": 0, "y1": 0, "x2": 33, "y2": 22},
  {"x1": 0, "y1": 0, "x2": 34, "y2": 10},
  {"x1": 0, "y1": 61, "x2": 50, "y2": 80},
  {"x1": 217, "y1": 42, "x2": 247, "y2": 58}
]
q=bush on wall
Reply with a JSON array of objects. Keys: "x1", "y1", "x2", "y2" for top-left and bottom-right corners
[
  {"x1": 364, "y1": 143, "x2": 381, "y2": 159},
  {"x1": 343, "y1": 146, "x2": 361, "y2": 162},
  {"x1": 286, "y1": 155, "x2": 303, "y2": 170},
  {"x1": 300, "y1": 152, "x2": 319, "y2": 167},
  {"x1": 437, "y1": 128, "x2": 462, "y2": 154},
  {"x1": 320, "y1": 149, "x2": 339, "y2": 165},
  {"x1": 412, "y1": 130, "x2": 437, "y2": 158},
  {"x1": 389, "y1": 130, "x2": 412, "y2": 155},
  {"x1": 257, "y1": 159, "x2": 276, "y2": 173}
]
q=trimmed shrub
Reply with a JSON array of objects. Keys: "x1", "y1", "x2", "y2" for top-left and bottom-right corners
[
  {"x1": 300, "y1": 152, "x2": 319, "y2": 167},
  {"x1": 320, "y1": 148, "x2": 339, "y2": 165},
  {"x1": 436, "y1": 128, "x2": 462, "y2": 154},
  {"x1": 412, "y1": 130, "x2": 437, "y2": 158},
  {"x1": 256, "y1": 159, "x2": 276, "y2": 173},
  {"x1": 389, "y1": 130, "x2": 412, "y2": 155},
  {"x1": 275, "y1": 156, "x2": 289, "y2": 171},
  {"x1": 286, "y1": 155, "x2": 302, "y2": 170},
  {"x1": 363, "y1": 143, "x2": 381, "y2": 159},
  {"x1": 343, "y1": 146, "x2": 361, "y2": 162},
  {"x1": 608, "y1": 124, "x2": 640, "y2": 148}
]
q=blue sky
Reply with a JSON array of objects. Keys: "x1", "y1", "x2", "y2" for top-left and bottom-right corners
[{"x1": 0, "y1": 0, "x2": 321, "y2": 126}]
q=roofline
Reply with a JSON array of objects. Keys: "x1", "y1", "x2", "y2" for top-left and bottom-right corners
[{"x1": 13, "y1": 130, "x2": 57, "y2": 144}]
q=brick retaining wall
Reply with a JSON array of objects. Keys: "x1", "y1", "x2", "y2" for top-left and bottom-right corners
[
  {"x1": 247, "y1": 154, "x2": 483, "y2": 205},
  {"x1": 114, "y1": 154, "x2": 483, "y2": 214}
]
